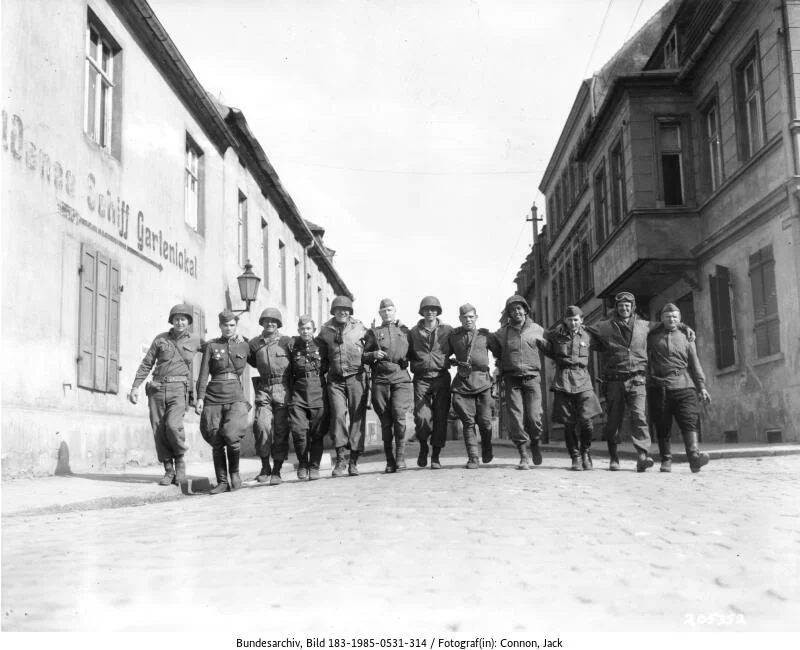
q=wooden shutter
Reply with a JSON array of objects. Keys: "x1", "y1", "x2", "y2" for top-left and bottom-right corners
[
  {"x1": 94, "y1": 252, "x2": 110, "y2": 391},
  {"x1": 77, "y1": 245, "x2": 97, "y2": 388},
  {"x1": 106, "y1": 260, "x2": 121, "y2": 393},
  {"x1": 709, "y1": 265, "x2": 735, "y2": 368}
]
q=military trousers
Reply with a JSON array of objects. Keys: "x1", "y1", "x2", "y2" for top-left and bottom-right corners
[
  {"x1": 201, "y1": 401, "x2": 249, "y2": 452},
  {"x1": 147, "y1": 381, "x2": 189, "y2": 462},
  {"x1": 289, "y1": 403, "x2": 328, "y2": 463},
  {"x1": 502, "y1": 375, "x2": 544, "y2": 447},
  {"x1": 646, "y1": 386, "x2": 699, "y2": 440},
  {"x1": 253, "y1": 388, "x2": 290, "y2": 463},
  {"x1": 413, "y1": 373, "x2": 452, "y2": 449},
  {"x1": 327, "y1": 373, "x2": 368, "y2": 452},
  {"x1": 602, "y1": 375, "x2": 650, "y2": 452},
  {"x1": 451, "y1": 390, "x2": 493, "y2": 459},
  {"x1": 372, "y1": 380, "x2": 413, "y2": 444}
]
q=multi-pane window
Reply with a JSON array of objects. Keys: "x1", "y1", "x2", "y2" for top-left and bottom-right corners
[
  {"x1": 564, "y1": 261, "x2": 574, "y2": 306},
  {"x1": 84, "y1": 18, "x2": 118, "y2": 150},
  {"x1": 572, "y1": 249, "x2": 582, "y2": 301},
  {"x1": 185, "y1": 138, "x2": 202, "y2": 231},
  {"x1": 237, "y1": 192, "x2": 248, "y2": 267},
  {"x1": 317, "y1": 287, "x2": 324, "y2": 329},
  {"x1": 658, "y1": 121, "x2": 684, "y2": 206},
  {"x1": 554, "y1": 184, "x2": 562, "y2": 229},
  {"x1": 704, "y1": 100, "x2": 723, "y2": 191},
  {"x1": 663, "y1": 28, "x2": 678, "y2": 68},
  {"x1": 260, "y1": 218, "x2": 269, "y2": 288},
  {"x1": 594, "y1": 166, "x2": 608, "y2": 245},
  {"x1": 78, "y1": 244, "x2": 120, "y2": 393},
  {"x1": 580, "y1": 239, "x2": 591, "y2": 290},
  {"x1": 737, "y1": 52, "x2": 764, "y2": 160},
  {"x1": 550, "y1": 279, "x2": 559, "y2": 327},
  {"x1": 294, "y1": 259, "x2": 301, "y2": 315},
  {"x1": 749, "y1": 245, "x2": 780, "y2": 357},
  {"x1": 279, "y1": 241, "x2": 287, "y2": 305},
  {"x1": 610, "y1": 141, "x2": 626, "y2": 226}
]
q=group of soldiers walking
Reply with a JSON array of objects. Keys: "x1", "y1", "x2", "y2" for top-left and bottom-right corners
[{"x1": 128, "y1": 290, "x2": 711, "y2": 493}]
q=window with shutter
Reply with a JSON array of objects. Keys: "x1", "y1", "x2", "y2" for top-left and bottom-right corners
[
  {"x1": 749, "y1": 246, "x2": 780, "y2": 357},
  {"x1": 77, "y1": 243, "x2": 121, "y2": 393},
  {"x1": 709, "y1": 265, "x2": 736, "y2": 369}
]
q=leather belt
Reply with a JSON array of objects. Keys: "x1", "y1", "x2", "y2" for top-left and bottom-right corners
[
  {"x1": 604, "y1": 371, "x2": 645, "y2": 381},
  {"x1": 258, "y1": 376, "x2": 287, "y2": 385},
  {"x1": 294, "y1": 370, "x2": 321, "y2": 378},
  {"x1": 211, "y1": 372, "x2": 239, "y2": 381},
  {"x1": 155, "y1": 375, "x2": 189, "y2": 383}
]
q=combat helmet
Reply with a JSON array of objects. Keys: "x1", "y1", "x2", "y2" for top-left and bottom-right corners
[
  {"x1": 418, "y1": 295, "x2": 442, "y2": 316},
  {"x1": 259, "y1": 307, "x2": 283, "y2": 328},
  {"x1": 330, "y1": 296, "x2": 354, "y2": 315},
  {"x1": 168, "y1": 304, "x2": 193, "y2": 325}
]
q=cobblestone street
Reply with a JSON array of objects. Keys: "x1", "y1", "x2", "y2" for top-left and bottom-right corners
[{"x1": 3, "y1": 446, "x2": 799, "y2": 635}]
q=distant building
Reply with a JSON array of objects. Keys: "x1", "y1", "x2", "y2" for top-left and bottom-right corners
[
  {"x1": 516, "y1": 0, "x2": 800, "y2": 444},
  {"x1": 1, "y1": 0, "x2": 351, "y2": 476}
]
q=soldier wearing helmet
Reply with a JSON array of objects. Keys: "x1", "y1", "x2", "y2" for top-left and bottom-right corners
[
  {"x1": 247, "y1": 307, "x2": 293, "y2": 485},
  {"x1": 407, "y1": 295, "x2": 453, "y2": 469},
  {"x1": 317, "y1": 295, "x2": 369, "y2": 477},
  {"x1": 195, "y1": 310, "x2": 250, "y2": 494},
  {"x1": 128, "y1": 303, "x2": 203, "y2": 486},
  {"x1": 489, "y1": 295, "x2": 548, "y2": 470}
]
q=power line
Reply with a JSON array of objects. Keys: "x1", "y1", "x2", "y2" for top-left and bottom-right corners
[
  {"x1": 497, "y1": 220, "x2": 529, "y2": 289},
  {"x1": 281, "y1": 159, "x2": 541, "y2": 176},
  {"x1": 583, "y1": 0, "x2": 616, "y2": 78},
  {"x1": 625, "y1": 0, "x2": 646, "y2": 41}
]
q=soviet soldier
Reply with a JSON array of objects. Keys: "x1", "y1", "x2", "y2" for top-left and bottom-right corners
[
  {"x1": 128, "y1": 304, "x2": 202, "y2": 486},
  {"x1": 288, "y1": 315, "x2": 329, "y2": 481},
  {"x1": 647, "y1": 303, "x2": 711, "y2": 473},
  {"x1": 585, "y1": 291, "x2": 694, "y2": 472},
  {"x1": 407, "y1": 295, "x2": 453, "y2": 470},
  {"x1": 195, "y1": 310, "x2": 250, "y2": 494},
  {"x1": 363, "y1": 298, "x2": 413, "y2": 473},
  {"x1": 318, "y1": 296, "x2": 369, "y2": 477},
  {"x1": 540, "y1": 305, "x2": 602, "y2": 471},
  {"x1": 248, "y1": 308, "x2": 293, "y2": 486},
  {"x1": 490, "y1": 295, "x2": 547, "y2": 471},
  {"x1": 447, "y1": 304, "x2": 496, "y2": 469}
]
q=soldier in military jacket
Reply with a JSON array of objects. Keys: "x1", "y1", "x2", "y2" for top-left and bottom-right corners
[
  {"x1": 128, "y1": 304, "x2": 203, "y2": 486},
  {"x1": 248, "y1": 307, "x2": 293, "y2": 486},
  {"x1": 195, "y1": 310, "x2": 250, "y2": 494},
  {"x1": 288, "y1": 315, "x2": 329, "y2": 481},
  {"x1": 363, "y1": 298, "x2": 413, "y2": 473}
]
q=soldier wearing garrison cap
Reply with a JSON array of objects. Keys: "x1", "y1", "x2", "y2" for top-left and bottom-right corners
[
  {"x1": 407, "y1": 295, "x2": 453, "y2": 469},
  {"x1": 540, "y1": 305, "x2": 602, "y2": 471},
  {"x1": 318, "y1": 295, "x2": 369, "y2": 477},
  {"x1": 446, "y1": 303, "x2": 498, "y2": 469},
  {"x1": 585, "y1": 291, "x2": 694, "y2": 472},
  {"x1": 364, "y1": 298, "x2": 413, "y2": 473},
  {"x1": 128, "y1": 304, "x2": 203, "y2": 486},
  {"x1": 248, "y1": 307, "x2": 293, "y2": 485},
  {"x1": 196, "y1": 310, "x2": 250, "y2": 493}
]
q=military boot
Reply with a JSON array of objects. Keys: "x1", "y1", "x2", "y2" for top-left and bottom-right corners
[
  {"x1": 565, "y1": 424, "x2": 580, "y2": 471},
  {"x1": 394, "y1": 439, "x2": 407, "y2": 470},
  {"x1": 684, "y1": 430, "x2": 709, "y2": 473},
  {"x1": 580, "y1": 450, "x2": 593, "y2": 471},
  {"x1": 296, "y1": 446, "x2": 309, "y2": 480},
  {"x1": 384, "y1": 441, "x2": 397, "y2": 474},
  {"x1": 348, "y1": 451, "x2": 360, "y2": 476},
  {"x1": 270, "y1": 459, "x2": 283, "y2": 485},
  {"x1": 209, "y1": 448, "x2": 229, "y2": 495},
  {"x1": 636, "y1": 449, "x2": 655, "y2": 473},
  {"x1": 256, "y1": 456, "x2": 271, "y2": 483},
  {"x1": 417, "y1": 439, "x2": 429, "y2": 467},
  {"x1": 173, "y1": 456, "x2": 187, "y2": 484},
  {"x1": 463, "y1": 424, "x2": 480, "y2": 469},
  {"x1": 228, "y1": 448, "x2": 242, "y2": 489},
  {"x1": 607, "y1": 441, "x2": 621, "y2": 471},
  {"x1": 430, "y1": 446, "x2": 442, "y2": 470},
  {"x1": 332, "y1": 447, "x2": 348, "y2": 477},
  {"x1": 308, "y1": 440, "x2": 324, "y2": 480},
  {"x1": 658, "y1": 436, "x2": 672, "y2": 473},
  {"x1": 158, "y1": 460, "x2": 176, "y2": 486},
  {"x1": 579, "y1": 424, "x2": 593, "y2": 470},
  {"x1": 516, "y1": 443, "x2": 531, "y2": 471},
  {"x1": 481, "y1": 436, "x2": 494, "y2": 464},
  {"x1": 530, "y1": 440, "x2": 543, "y2": 466}
]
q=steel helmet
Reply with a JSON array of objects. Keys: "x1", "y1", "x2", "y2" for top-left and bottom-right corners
[
  {"x1": 168, "y1": 304, "x2": 193, "y2": 325},
  {"x1": 259, "y1": 307, "x2": 283, "y2": 328},
  {"x1": 330, "y1": 296, "x2": 354, "y2": 315},
  {"x1": 418, "y1": 295, "x2": 442, "y2": 316},
  {"x1": 504, "y1": 295, "x2": 530, "y2": 315}
]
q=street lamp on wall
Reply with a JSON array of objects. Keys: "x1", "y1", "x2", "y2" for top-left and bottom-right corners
[{"x1": 233, "y1": 260, "x2": 261, "y2": 314}]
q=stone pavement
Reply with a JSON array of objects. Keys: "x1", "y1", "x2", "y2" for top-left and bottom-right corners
[{"x1": 2, "y1": 444, "x2": 799, "y2": 635}]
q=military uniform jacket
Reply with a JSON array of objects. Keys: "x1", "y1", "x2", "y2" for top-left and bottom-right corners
[
  {"x1": 492, "y1": 317, "x2": 546, "y2": 377},
  {"x1": 288, "y1": 336, "x2": 326, "y2": 408},
  {"x1": 364, "y1": 321, "x2": 412, "y2": 385},
  {"x1": 541, "y1": 323, "x2": 594, "y2": 394},
  {"x1": 196, "y1": 337, "x2": 249, "y2": 404},
  {"x1": 446, "y1": 327, "x2": 494, "y2": 395},
  {"x1": 318, "y1": 317, "x2": 368, "y2": 380},
  {"x1": 248, "y1": 333, "x2": 293, "y2": 403},
  {"x1": 132, "y1": 329, "x2": 202, "y2": 393},
  {"x1": 408, "y1": 319, "x2": 453, "y2": 379},
  {"x1": 647, "y1": 325, "x2": 706, "y2": 391},
  {"x1": 586, "y1": 316, "x2": 650, "y2": 377}
]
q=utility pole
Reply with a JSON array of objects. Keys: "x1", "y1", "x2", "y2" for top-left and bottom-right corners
[{"x1": 526, "y1": 201, "x2": 543, "y2": 245}]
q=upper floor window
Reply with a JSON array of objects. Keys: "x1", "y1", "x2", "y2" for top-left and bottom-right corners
[
  {"x1": 657, "y1": 120, "x2": 684, "y2": 206},
  {"x1": 84, "y1": 15, "x2": 120, "y2": 154},
  {"x1": 593, "y1": 164, "x2": 609, "y2": 246},
  {"x1": 279, "y1": 240, "x2": 287, "y2": 305},
  {"x1": 703, "y1": 99, "x2": 724, "y2": 191},
  {"x1": 749, "y1": 245, "x2": 780, "y2": 358},
  {"x1": 237, "y1": 192, "x2": 248, "y2": 267},
  {"x1": 609, "y1": 140, "x2": 626, "y2": 226},
  {"x1": 184, "y1": 137, "x2": 203, "y2": 231},
  {"x1": 736, "y1": 47, "x2": 765, "y2": 161},
  {"x1": 294, "y1": 258, "x2": 302, "y2": 315},
  {"x1": 261, "y1": 218, "x2": 270, "y2": 289},
  {"x1": 554, "y1": 183, "x2": 562, "y2": 228},
  {"x1": 663, "y1": 27, "x2": 678, "y2": 68}
]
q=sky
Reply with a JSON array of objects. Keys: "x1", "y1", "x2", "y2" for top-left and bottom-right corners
[{"x1": 149, "y1": 0, "x2": 670, "y2": 328}]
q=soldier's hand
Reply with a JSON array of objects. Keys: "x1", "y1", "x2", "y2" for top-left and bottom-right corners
[
  {"x1": 127, "y1": 390, "x2": 138, "y2": 405},
  {"x1": 375, "y1": 350, "x2": 387, "y2": 360},
  {"x1": 699, "y1": 388, "x2": 711, "y2": 404},
  {"x1": 195, "y1": 398, "x2": 204, "y2": 415}
]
